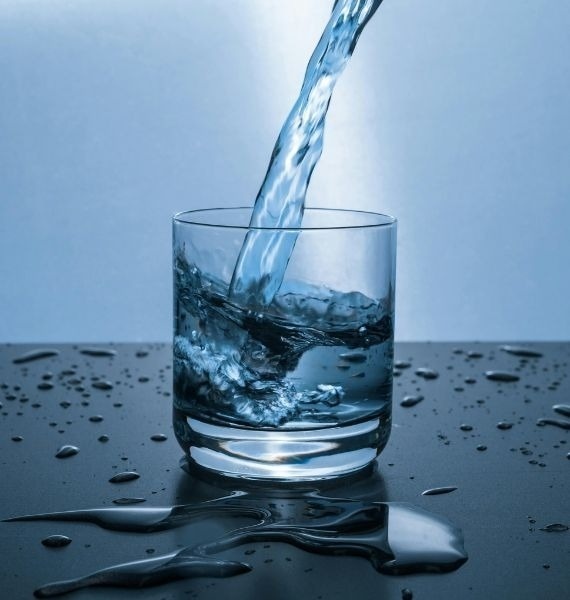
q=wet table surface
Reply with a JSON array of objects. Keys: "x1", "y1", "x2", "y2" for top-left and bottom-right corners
[{"x1": 0, "y1": 342, "x2": 568, "y2": 600}]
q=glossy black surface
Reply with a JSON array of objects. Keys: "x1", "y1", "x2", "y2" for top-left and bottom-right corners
[{"x1": 1, "y1": 343, "x2": 569, "y2": 599}]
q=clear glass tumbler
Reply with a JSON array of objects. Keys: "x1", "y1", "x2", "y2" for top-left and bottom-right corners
[{"x1": 173, "y1": 207, "x2": 396, "y2": 481}]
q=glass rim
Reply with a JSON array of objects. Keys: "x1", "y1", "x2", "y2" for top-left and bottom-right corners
[{"x1": 173, "y1": 206, "x2": 397, "y2": 231}]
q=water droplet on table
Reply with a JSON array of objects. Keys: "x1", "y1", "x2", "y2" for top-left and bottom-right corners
[
  {"x1": 539, "y1": 523, "x2": 568, "y2": 533},
  {"x1": 394, "y1": 361, "x2": 411, "y2": 369},
  {"x1": 415, "y1": 368, "x2": 439, "y2": 380},
  {"x1": 80, "y1": 348, "x2": 117, "y2": 357},
  {"x1": 112, "y1": 498, "x2": 147, "y2": 505},
  {"x1": 55, "y1": 445, "x2": 79, "y2": 459},
  {"x1": 41, "y1": 535, "x2": 72, "y2": 548},
  {"x1": 536, "y1": 418, "x2": 570, "y2": 430},
  {"x1": 497, "y1": 421, "x2": 513, "y2": 430},
  {"x1": 500, "y1": 345, "x2": 543, "y2": 358},
  {"x1": 109, "y1": 471, "x2": 140, "y2": 483},
  {"x1": 400, "y1": 395, "x2": 424, "y2": 408},
  {"x1": 552, "y1": 404, "x2": 570, "y2": 418},
  {"x1": 12, "y1": 349, "x2": 60, "y2": 364},
  {"x1": 422, "y1": 486, "x2": 457, "y2": 496},
  {"x1": 92, "y1": 381, "x2": 114, "y2": 391},
  {"x1": 150, "y1": 434, "x2": 168, "y2": 442},
  {"x1": 459, "y1": 424, "x2": 473, "y2": 432},
  {"x1": 485, "y1": 371, "x2": 520, "y2": 382}
]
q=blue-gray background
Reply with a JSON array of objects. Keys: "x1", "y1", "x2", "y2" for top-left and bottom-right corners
[{"x1": 1, "y1": 0, "x2": 569, "y2": 342}]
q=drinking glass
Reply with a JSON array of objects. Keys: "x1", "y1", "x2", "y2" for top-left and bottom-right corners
[{"x1": 173, "y1": 207, "x2": 396, "y2": 480}]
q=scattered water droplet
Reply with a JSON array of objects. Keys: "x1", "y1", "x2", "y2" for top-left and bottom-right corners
[
  {"x1": 497, "y1": 421, "x2": 513, "y2": 430},
  {"x1": 422, "y1": 486, "x2": 457, "y2": 496},
  {"x1": 11, "y1": 435, "x2": 23, "y2": 442},
  {"x1": 55, "y1": 445, "x2": 79, "y2": 459},
  {"x1": 485, "y1": 371, "x2": 519, "y2": 382},
  {"x1": 459, "y1": 424, "x2": 473, "y2": 432},
  {"x1": 394, "y1": 361, "x2": 411, "y2": 369},
  {"x1": 500, "y1": 345, "x2": 543, "y2": 358},
  {"x1": 476, "y1": 445, "x2": 487, "y2": 452},
  {"x1": 552, "y1": 404, "x2": 570, "y2": 418},
  {"x1": 41, "y1": 535, "x2": 72, "y2": 548},
  {"x1": 150, "y1": 434, "x2": 168, "y2": 442},
  {"x1": 401, "y1": 589, "x2": 413, "y2": 600},
  {"x1": 400, "y1": 395, "x2": 424, "y2": 408},
  {"x1": 89, "y1": 415, "x2": 104, "y2": 423},
  {"x1": 536, "y1": 418, "x2": 570, "y2": 431},
  {"x1": 98, "y1": 435, "x2": 110, "y2": 443},
  {"x1": 539, "y1": 523, "x2": 568, "y2": 533},
  {"x1": 467, "y1": 351, "x2": 483, "y2": 359},
  {"x1": 109, "y1": 471, "x2": 140, "y2": 483},
  {"x1": 13, "y1": 349, "x2": 60, "y2": 364},
  {"x1": 135, "y1": 350, "x2": 149, "y2": 358},
  {"x1": 112, "y1": 498, "x2": 147, "y2": 505},
  {"x1": 92, "y1": 381, "x2": 114, "y2": 391},
  {"x1": 79, "y1": 347, "x2": 117, "y2": 357},
  {"x1": 415, "y1": 368, "x2": 439, "y2": 380},
  {"x1": 37, "y1": 382, "x2": 54, "y2": 391}
]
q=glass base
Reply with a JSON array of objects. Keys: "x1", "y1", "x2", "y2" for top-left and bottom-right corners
[{"x1": 175, "y1": 413, "x2": 391, "y2": 481}]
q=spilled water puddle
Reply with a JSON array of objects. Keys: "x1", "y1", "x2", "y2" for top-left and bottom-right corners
[{"x1": 5, "y1": 472, "x2": 468, "y2": 598}]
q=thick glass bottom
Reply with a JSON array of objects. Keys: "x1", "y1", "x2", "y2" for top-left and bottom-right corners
[{"x1": 173, "y1": 410, "x2": 391, "y2": 481}]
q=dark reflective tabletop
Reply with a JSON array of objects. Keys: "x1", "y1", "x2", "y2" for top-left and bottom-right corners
[{"x1": 1, "y1": 343, "x2": 568, "y2": 599}]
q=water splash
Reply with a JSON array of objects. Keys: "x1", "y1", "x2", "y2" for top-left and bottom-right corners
[{"x1": 229, "y1": 0, "x2": 384, "y2": 306}]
